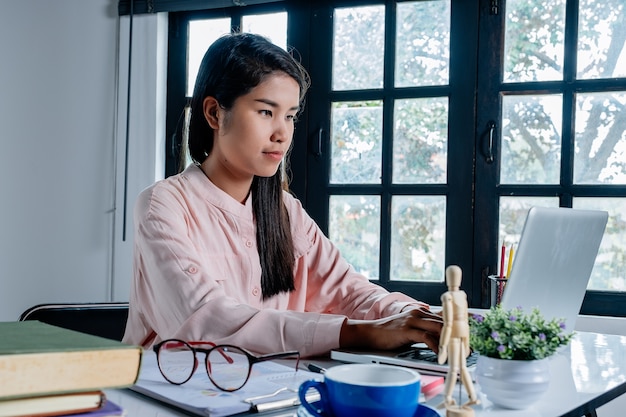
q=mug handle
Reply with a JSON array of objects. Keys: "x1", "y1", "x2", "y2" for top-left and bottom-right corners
[{"x1": 298, "y1": 379, "x2": 329, "y2": 417}]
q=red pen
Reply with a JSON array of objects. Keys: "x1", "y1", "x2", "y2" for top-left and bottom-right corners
[{"x1": 500, "y1": 244, "x2": 506, "y2": 278}]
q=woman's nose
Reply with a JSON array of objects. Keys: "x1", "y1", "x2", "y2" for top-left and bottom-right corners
[{"x1": 271, "y1": 119, "x2": 291, "y2": 142}]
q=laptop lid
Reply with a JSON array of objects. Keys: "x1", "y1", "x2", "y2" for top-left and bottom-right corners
[{"x1": 499, "y1": 206, "x2": 608, "y2": 332}]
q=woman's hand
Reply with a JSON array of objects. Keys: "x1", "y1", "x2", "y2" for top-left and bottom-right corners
[{"x1": 339, "y1": 308, "x2": 443, "y2": 353}]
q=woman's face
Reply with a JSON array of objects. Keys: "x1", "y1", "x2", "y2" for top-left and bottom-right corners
[{"x1": 208, "y1": 72, "x2": 300, "y2": 181}]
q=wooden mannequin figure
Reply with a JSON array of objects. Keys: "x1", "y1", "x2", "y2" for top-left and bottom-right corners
[{"x1": 438, "y1": 265, "x2": 479, "y2": 417}]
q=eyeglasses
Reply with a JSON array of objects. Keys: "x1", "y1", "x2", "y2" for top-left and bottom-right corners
[{"x1": 153, "y1": 339, "x2": 300, "y2": 392}]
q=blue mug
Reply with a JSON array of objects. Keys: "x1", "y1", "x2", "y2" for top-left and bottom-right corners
[{"x1": 298, "y1": 364, "x2": 421, "y2": 417}]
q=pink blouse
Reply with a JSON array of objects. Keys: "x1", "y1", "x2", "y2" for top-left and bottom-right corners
[{"x1": 122, "y1": 164, "x2": 427, "y2": 357}]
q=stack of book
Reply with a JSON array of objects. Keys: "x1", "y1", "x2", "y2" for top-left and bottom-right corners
[{"x1": 0, "y1": 321, "x2": 142, "y2": 417}]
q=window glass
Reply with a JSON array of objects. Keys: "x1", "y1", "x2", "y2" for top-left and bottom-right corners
[
  {"x1": 395, "y1": 0, "x2": 450, "y2": 87},
  {"x1": 393, "y1": 97, "x2": 448, "y2": 184},
  {"x1": 500, "y1": 94, "x2": 562, "y2": 184},
  {"x1": 242, "y1": 12, "x2": 288, "y2": 50},
  {"x1": 187, "y1": 18, "x2": 231, "y2": 96},
  {"x1": 574, "y1": 198, "x2": 626, "y2": 291},
  {"x1": 577, "y1": 0, "x2": 626, "y2": 79},
  {"x1": 574, "y1": 92, "x2": 626, "y2": 184},
  {"x1": 499, "y1": 197, "x2": 559, "y2": 254},
  {"x1": 330, "y1": 101, "x2": 383, "y2": 184},
  {"x1": 187, "y1": 13, "x2": 287, "y2": 97},
  {"x1": 332, "y1": 5, "x2": 385, "y2": 90},
  {"x1": 329, "y1": 195, "x2": 380, "y2": 280},
  {"x1": 503, "y1": 0, "x2": 566, "y2": 82},
  {"x1": 390, "y1": 196, "x2": 446, "y2": 282}
]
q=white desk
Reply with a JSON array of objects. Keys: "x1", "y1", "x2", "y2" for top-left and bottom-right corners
[{"x1": 106, "y1": 331, "x2": 626, "y2": 417}]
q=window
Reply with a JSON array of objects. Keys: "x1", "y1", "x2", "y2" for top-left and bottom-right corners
[
  {"x1": 165, "y1": 0, "x2": 626, "y2": 316},
  {"x1": 303, "y1": 0, "x2": 474, "y2": 303},
  {"x1": 326, "y1": 3, "x2": 451, "y2": 285},
  {"x1": 474, "y1": 0, "x2": 626, "y2": 315}
]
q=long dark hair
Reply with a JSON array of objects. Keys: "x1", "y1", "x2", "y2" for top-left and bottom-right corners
[{"x1": 188, "y1": 33, "x2": 310, "y2": 299}]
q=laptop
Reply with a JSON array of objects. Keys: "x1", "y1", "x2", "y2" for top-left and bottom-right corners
[
  {"x1": 331, "y1": 206, "x2": 608, "y2": 375},
  {"x1": 499, "y1": 206, "x2": 608, "y2": 332}
]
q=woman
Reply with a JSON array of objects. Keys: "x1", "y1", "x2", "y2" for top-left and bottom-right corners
[{"x1": 123, "y1": 33, "x2": 442, "y2": 357}]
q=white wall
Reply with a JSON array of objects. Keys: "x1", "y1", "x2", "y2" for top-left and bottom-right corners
[
  {"x1": 113, "y1": 7, "x2": 168, "y2": 301},
  {"x1": 0, "y1": 0, "x2": 165, "y2": 320}
]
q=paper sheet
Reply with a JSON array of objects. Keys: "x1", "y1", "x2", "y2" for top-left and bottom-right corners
[{"x1": 132, "y1": 351, "x2": 321, "y2": 417}]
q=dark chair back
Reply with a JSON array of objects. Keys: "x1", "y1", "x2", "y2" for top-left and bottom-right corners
[{"x1": 19, "y1": 302, "x2": 129, "y2": 341}]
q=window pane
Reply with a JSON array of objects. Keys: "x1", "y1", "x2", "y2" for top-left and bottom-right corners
[
  {"x1": 187, "y1": 18, "x2": 231, "y2": 96},
  {"x1": 574, "y1": 92, "x2": 626, "y2": 184},
  {"x1": 577, "y1": 0, "x2": 626, "y2": 79},
  {"x1": 501, "y1": 95, "x2": 562, "y2": 184},
  {"x1": 395, "y1": 0, "x2": 450, "y2": 87},
  {"x1": 333, "y1": 5, "x2": 385, "y2": 90},
  {"x1": 393, "y1": 98, "x2": 448, "y2": 184},
  {"x1": 187, "y1": 14, "x2": 288, "y2": 98},
  {"x1": 329, "y1": 195, "x2": 380, "y2": 280},
  {"x1": 242, "y1": 12, "x2": 288, "y2": 50},
  {"x1": 574, "y1": 198, "x2": 626, "y2": 292},
  {"x1": 503, "y1": 0, "x2": 566, "y2": 82},
  {"x1": 330, "y1": 101, "x2": 382, "y2": 184},
  {"x1": 499, "y1": 197, "x2": 559, "y2": 259},
  {"x1": 390, "y1": 196, "x2": 446, "y2": 282}
]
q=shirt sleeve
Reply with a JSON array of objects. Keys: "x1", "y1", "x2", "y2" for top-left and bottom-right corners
[{"x1": 284, "y1": 195, "x2": 429, "y2": 321}]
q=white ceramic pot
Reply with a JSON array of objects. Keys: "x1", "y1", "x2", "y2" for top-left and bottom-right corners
[{"x1": 475, "y1": 355, "x2": 550, "y2": 409}]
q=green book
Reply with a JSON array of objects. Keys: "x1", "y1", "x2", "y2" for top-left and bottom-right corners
[{"x1": 0, "y1": 321, "x2": 142, "y2": 400}]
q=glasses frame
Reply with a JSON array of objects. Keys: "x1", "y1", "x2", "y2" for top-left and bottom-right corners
[{"x1": 153, "y1": 338, "x2": 300, "y2": 392}]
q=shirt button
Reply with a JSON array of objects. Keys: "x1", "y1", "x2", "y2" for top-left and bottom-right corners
[
  {"x1": 245, "y1": 240, "x2": 253, "y2": 248},
  {"x1": 188, "y1": 266, "x2": 198, "y2": 274},
  {"x1": 252, "y1": 287, "x2": 260, "y2": 297}
]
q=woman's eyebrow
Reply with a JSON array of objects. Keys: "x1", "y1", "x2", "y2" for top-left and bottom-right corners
[{"x1": 255, "y1": 98, "x2": 300, "y2": 112}]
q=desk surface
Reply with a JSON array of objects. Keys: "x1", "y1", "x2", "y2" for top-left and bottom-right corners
[{"x1": 106, "y1": 331, "x2": 626, "y2": 417}]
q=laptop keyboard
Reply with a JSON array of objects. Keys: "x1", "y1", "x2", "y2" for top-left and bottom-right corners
[{"x1": 395, "y1": 348, "x2": 479, "y2": 367}]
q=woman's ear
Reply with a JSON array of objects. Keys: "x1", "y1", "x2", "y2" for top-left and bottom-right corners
[{"x1": 203, "y1": 96, "x2": 220, "y2": 129}]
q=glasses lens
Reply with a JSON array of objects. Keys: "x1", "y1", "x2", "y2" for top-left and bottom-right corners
[
  {"x1": 157, "y1": 340, "x2": 195, "y2": 384},
  {"x1": 206, "y1": 346, "x2": 251, "y2": 391}
]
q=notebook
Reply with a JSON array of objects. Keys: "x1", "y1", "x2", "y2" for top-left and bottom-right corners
[{"x1": 331, "y1": 206, "x2": 608, "y2": 375}]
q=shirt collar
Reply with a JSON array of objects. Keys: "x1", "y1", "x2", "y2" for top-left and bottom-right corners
[{"x1": 182, "y1": 164, "x2": 253, "y2": 218}]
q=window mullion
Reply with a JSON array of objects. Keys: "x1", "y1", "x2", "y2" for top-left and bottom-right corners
[
  {"x1": 378, "y1": 0, "x2": 398, "y2": 284},
  {"x1": 560, "y1": 0, "x2": 580, "y2": 203}
]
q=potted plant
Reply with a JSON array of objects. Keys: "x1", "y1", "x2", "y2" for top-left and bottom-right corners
[{"x1": 469, "y1": 305, "x2": 574, "y2": 409}]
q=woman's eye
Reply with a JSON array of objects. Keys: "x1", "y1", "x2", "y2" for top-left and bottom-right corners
[{"x1": 260, "y1": 110, "x2": 272, "y2": 117}]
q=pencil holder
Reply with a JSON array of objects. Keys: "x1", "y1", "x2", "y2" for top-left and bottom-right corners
[{"x1": 488, "y1": 275, "x2": 508, "y2": 306}]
